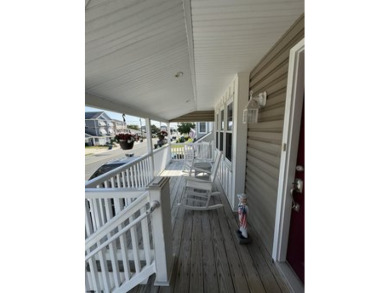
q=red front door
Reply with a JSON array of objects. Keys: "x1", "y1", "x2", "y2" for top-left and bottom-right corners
[{"x1": 286, "y1": 102, "x2": 305, "y2": 283}]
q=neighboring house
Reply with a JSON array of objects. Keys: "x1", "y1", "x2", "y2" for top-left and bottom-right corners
[
  {"x1": 112, "y1": 119, "x2": 127, "y2": 133},
  {"x1": 195, "y1": 122, "x2": 213, "y2": 140},
  {"x1": 85, "y1": 111, "x2": 115, "y2": 146}
]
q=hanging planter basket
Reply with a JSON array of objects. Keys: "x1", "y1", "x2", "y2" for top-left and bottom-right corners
[
  {"x1": 119, "y1": 139, "x2": 135, "y2": 150},
  {"x1": 115, "y1": 133, "x2": 137, "y2": 150}
]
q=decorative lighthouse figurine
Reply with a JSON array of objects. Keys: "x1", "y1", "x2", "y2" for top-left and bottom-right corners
[{"x1": 236, "y1": 193, "x2": 251, "y2": 244}]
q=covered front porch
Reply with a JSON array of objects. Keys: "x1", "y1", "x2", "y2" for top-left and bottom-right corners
[
  {"x1": 135, "y1": 160, "x2": 290, "y2": 293},
  {"x1": 85, "y1": 144, "x2": 290, "y2": 292},
  {"x1": 85, "y1": 1, "x2": 306, "y2": 291}
]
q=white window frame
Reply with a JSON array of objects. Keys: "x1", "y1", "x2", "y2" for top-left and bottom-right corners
[{"x1": 225, "y1": 97, "x2": 234, "y2": 162}]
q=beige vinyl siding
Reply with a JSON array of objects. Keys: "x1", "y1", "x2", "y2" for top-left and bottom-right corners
[{"x1": 246, "y1": 14, "x2": 304, "y2": 254}]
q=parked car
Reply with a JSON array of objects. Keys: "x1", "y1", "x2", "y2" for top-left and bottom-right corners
[
  {"x1": 88, "y1": 155, "x2": 139, "y2": 180},
  {"x1": 87, "y1": 155, "x2": 140, "y2": 218}
]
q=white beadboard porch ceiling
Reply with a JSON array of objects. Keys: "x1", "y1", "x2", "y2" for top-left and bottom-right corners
[{"x1": 85, "y1": 0, "x2": 304, "y2": 122}]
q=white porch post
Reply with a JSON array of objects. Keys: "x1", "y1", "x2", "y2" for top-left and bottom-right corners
[
  {"x1": 167, "y1": 123, "x2": 172, "y2": 160},
  {"x1": 145, "y1": 118, "x2": 155, "y2": 175},
  {"x1": 233, "y1": 72, "x2": 249, "y2": 210},
  {"x1": 148, "y1": 177, "x2": 173, "y2": 286}
]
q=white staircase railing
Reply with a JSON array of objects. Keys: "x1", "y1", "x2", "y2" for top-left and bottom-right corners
[{"x1": 85, "y1": 177, "x2": 172, "y2": 293}]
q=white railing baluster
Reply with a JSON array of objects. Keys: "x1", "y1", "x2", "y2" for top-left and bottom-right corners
[
  {"x1": 130, "y1": 166, "x2": 135, "y2": 188},
  {"x1": 85, "y1": 200, "x2": 93, "y2": 237},
  {"x1": 98, "y1": 250, "x2": 110, "y2": 292},
  {"x1": 93, "y1": 195, "x2": 110, "y2": 292},
  {"x1": 116, "y1": 173, "x2": 121, "y2": 188},
  {"x1": 130, "y1": 214, "x2": 141, "y2": 274},
  {"x1": 140, "y1": 206, "x2": 152, "y2": 265},
  {"x1": 114, "y1": 198, "x2": 131, "y2": 281},
  {"x1": 137, "y1": 163, "x2": 141, "y2": 186},
  {"x1": 138, "y1": 161, "x2": 142, "y2": 184},
  {"x1": 85, "y1": 268, "x2": 91, "y2": 292},
  {"x1": 104, "y1": 198, "x2": 121, "y2": 289},
  {"x1": 140, "y1": 160, "x2": 145, "y2": 186},
  {"x1": 122, "y1": 169, "x2": 127, "y2": 188},
  {"x1": 88, "y1": 257, "x2": 101, "y2": 293},
  {"x1": 98, "y1": 199, "x2": 106, "y2": 226},
  {"x1": 90, "y1": 199, "x2": 101, "y2": 232},
  {"x1": 145, "y1": 159, "x2": 150, "y2": 184},
  {"x1": 141, "y1": 161, "x2": 145, "y2": 185},
  {"x1": 144, "y1": 159, "x2": 149, "y2": 184},
  {"x1": 126, "y1": 169, "x2": 130, "y2": 187},
  {"x1": 129, "y1": 165, "x2": 136, "y2": 188},
  {"x1": 133, "y1": 164, "x2": 138, "y2": 188},
  {"x1": 150, "y1": 156, "x2": 154, "y2": 181},
  {"x1": 139, "y1": 161, "x2": 144, "y2": 186},
  {"x1": 120, "y1": 171, "x2": 124, "y2": 188},
  {"x1": 145, "y1": 157, "x2": 151, "y2": 182}
]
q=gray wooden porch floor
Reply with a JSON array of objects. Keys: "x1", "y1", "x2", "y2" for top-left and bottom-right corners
[{"x1": 130, "y1": 161, "x2": 290, "y2": 293}]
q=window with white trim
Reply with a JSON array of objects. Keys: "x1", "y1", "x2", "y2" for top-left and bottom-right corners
[
  {"x1": 226, "y1": 102, "x2": 233, "y2": 161},
  {"x1": 219, "y1": 109, "x2": 224, "y2": 152},
  {"x1": 199, "y1": 122, "x2": 206, "y2": 133}
]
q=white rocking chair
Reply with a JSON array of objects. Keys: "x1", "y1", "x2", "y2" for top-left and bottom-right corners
[
  {"x1": 179, "y1": 150, "x2": 223, "y2": 210},
  {"x1": 182, "y1": 144, "x2": 196, "y2": 173},
  {"x1": 183, "y1": 141, "x2": 214, "y2": 176}
]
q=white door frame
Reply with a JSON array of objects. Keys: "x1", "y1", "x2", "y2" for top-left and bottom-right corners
[{"x1": 272, "y1": 38, "x2": 305, "y2": 262}]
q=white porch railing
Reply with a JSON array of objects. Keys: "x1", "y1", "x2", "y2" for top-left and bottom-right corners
[
  {"x1": 85, "y1": 154, "x2": 154, "y2": 189},
  {"x1": 85, "y1": 177, "x2": 172, "y2": 293},
  {"x1": 152, "y1": 145, "x2": 171, "y2": 176},
  {"x1": 170, "y1": 143, "x2": 186, "y2": 160},
  {"x1": 170, "y1": 142, "x2": 213, "y2": 161}
]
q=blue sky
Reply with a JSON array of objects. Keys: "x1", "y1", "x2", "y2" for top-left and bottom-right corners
[{"x1": 85, "y1": 106, "x2": 177, "y2": 129}]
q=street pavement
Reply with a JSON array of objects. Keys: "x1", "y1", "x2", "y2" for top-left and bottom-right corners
[{"x1": 85, "y1": 139, "x2": 157, "y2": 181}]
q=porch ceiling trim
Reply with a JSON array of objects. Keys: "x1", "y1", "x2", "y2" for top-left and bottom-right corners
[
  {"x1": 169, "y1": 111, "x2": 214, "y2": 122},
  {"x1": 85, "y1": 93, "x2": 169, "y2": 123}
]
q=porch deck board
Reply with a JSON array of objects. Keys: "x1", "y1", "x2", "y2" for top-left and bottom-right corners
[{"x1": 130, "y1": 160, "x2": 290, "y2": 293}]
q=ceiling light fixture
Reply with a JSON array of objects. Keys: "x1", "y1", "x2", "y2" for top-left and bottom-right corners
[{"x1": 175, "y1": 71, "x2": 184, "y2": 78}]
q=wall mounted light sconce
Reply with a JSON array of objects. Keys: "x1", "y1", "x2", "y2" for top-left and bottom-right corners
[{"x1": 242, "y1": 90, "x2": 267, "y2": 124}]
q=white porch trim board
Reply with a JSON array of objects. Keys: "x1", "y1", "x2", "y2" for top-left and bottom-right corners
[
  {"x1": 85, "y1": 93, "x2": 168, "y2": 123},
  {"x1": 233, "y1": 72, "x2": 250, "y2": 210},
  {"x1": 214, "y1": 73, "x2": 249, "y2": 211}
]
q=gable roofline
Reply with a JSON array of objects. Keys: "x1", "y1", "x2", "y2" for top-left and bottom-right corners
[
  {"x1": 85, "y1": 111, "x2": 104, "y2": 119},
  {"x1": 85, "y1": 111, "x2": 113, "y2": 120}
]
